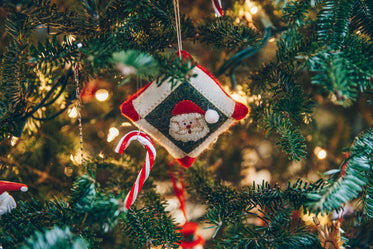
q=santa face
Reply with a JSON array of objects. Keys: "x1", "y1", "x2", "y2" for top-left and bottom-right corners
[{"x1": 169, "y1": 113, "x2": 209, "y2": 142}]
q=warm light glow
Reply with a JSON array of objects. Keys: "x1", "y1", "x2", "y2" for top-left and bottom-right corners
[
  {"x1": 317, "y1": 150, "x2": 327, "y2": 159},
  {"x1": 70, "y1": 154, "x2": 81, "y2": 163},
  {"x1": 95, "y1": 89, "x2": 109, "y2": 102},
  {"x1": 247, "y1": 94, "x2": 262, "y2": 105},
  {"x1": 121, "y1": 122, "x2": 133, "y2": 127},
  {"x1": 10, "y1": 136, "x2": 19, "y2": 146},
  {"x1": 98, "y1": 152, "x2": 104, "y2": 158},
  {"x1": 70, "y1": 153, "x2": 85, "y2": 164},
  {"x1": 67, "y1": 34, "x2": 76, "y2": 43},
  {"x1": 68, "y1": 107, "x2": 78, "y2": 118},
  {"x1": 107, "y1": 127, "x2": 119, "y2": 142},
  {"x1": 314, "y1": 146, "x2": 327, "y2": 160},
  {"x1": 231, "y1": 93, "x2": 241, "y2": 101},
  {"x1": 302, "y1": 212, "x2": 329, "y2": 226},
  {"x1": 250, "y1": 6, "x2": 258, "y2": 14},
  {"x1": 64, "y1": 166, "x2": 73, "y2": 176},
  {"x1": 269, "y1": 37, "x2": 276, "y2": 42},
  {"x1": 231, "y1": 90, "x2": 248, "y2": 105}
]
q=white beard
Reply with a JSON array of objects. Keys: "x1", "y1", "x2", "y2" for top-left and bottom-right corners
[
  {"x1": 0, "y1": 192, "x2": 16, "y2": 215},
  {"x1": 169, "y1": 113, "x2": 209, "y2": 142}
]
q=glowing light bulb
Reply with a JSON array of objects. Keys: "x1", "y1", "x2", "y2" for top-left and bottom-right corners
[
  {"x1": 10, "y1": 136, "x2": 19, "y2": 146},
  {"x1": 317, "y1": 150, "x2": 327, "y2": 159},
  {"x1": 107, "y1": 127, "x2": 119, "y2": 142},
  {"x1": 231, "y1": 93, "x2": 241, "y2": 101},
  {"x1": 314, "y1": 146, "x2": 327, "y2": 160},
  {"x1": 250, "y1": 6, "x2": 258, "y2": 14},
  {"x1": 95, "y1": 89, "x2": 109, "y2": 102},
  {"x1": 68, "y1": 107, "x2": 78, "y2": 118},
  {"x1": 98, "y1": 152, "x2": 104, "y2": 158}
]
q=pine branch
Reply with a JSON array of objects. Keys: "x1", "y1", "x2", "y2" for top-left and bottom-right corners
[
  {"x1": 198, "y1": 16, "x2": 261, "y2": 51},
  {"x1": 217, "y1": 221, "x2": 320, "y2": 249},
  {"x1": 69, "y1": 171, "x2": 121, "y2": 233},
  {"x1": 363, "y1": 171, "x2": 373, "y2": 218},
  {"x1": 351, "y1": 0, "x2": 373, "y2": 37},
  {"x1": 306, "y1": 128, "x2": 373, "y2": 215},
  {"x1": 122, "y1": 190, "x2": 181, "y2": 249},
  {"x1": 342, "y1": 33, "x2": 373, "y2": 91},
  {"x1": 261, "y1": 109, "x2": 307, "y2": 161},
  {"x1": 29, "y1": 36, "x2": 78, "y2": 74},
  {"x1": 185, "y1": 166, "x2": 323, "y2": 248},
  {"x1": 317, "y1": 0, "x2": 354, "y2": 50},
  {"x1": 308, "y1": 51, "x2": 358, "y2": 104},
  {"x1": 21, "y1": 226, "x2": 89, "y2": 249},
  {"x1": 0, "y1": 166, "x2": 122, "y2": 247},
  {"x1": 0, "y1": 41, "x2": 28, "y2": 138},
  {"x1": 155, "y1": 53, "x2": 197, "y2": 89},
  {"x1": 282, "y1": 0, "x2": 309, "y2": 28}
]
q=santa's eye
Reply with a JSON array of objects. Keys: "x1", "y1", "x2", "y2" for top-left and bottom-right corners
[
  {"x1": 189, "y1": 121, "x2": 192, "y2": 124},
  {"x1": 184, "y1": 123, "x2": 186, "y2": 125}
]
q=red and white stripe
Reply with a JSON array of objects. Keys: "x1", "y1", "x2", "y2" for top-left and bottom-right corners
[
  {"x1": 115, "y1": 130, "x2": 156, "y2": 210},
  {"x1": 212, "y1": 0, "x2": 223, "y2": 17}
]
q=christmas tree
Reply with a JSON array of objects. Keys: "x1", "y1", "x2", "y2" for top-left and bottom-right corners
[{"x1": 0, "y1": 0, "x2": 372, "y2": 248}]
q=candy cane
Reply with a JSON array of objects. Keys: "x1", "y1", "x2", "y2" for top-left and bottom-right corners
[
  {"x1": 115, "y1": 131, "x2": 156, "y2": 210},
  {"x1": 212, "y1": 0, "x2": 223, "y2": 17}
]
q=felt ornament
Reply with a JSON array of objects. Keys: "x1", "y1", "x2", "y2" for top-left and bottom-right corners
[
  {"x1": 120, "y1": 51, "x2": 248, "y2": 168},
  {"x1": 0, "y1": 181, "x2": 28, "y2": 215}
]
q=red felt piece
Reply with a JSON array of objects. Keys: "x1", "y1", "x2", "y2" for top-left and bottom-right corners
[
  {"x1": 177, "y1": 156, "x2": 196, "y2": 168},
  {"x1": 120, "y1": 82, "x2": 153, "y2": 122},
  {"x1": 232, "y1": 102, "x2": 249, "y2": 120},
  {"x1": 0, "y1": 181, "x2": 28, "y2": 194},
  {"x1": 180, "y1": 222, "x2": 205, "y2": 248},
  {"x1": 172, "y1": 100, "x2": 205, "y2": 115}
]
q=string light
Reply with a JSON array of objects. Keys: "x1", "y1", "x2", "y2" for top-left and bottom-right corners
[
  {"x1": 98, "y1": 152, "x2": 104, "y2": 158},
  {"x1": 107, "y1": 127, "x2": 119, "y2": 142},
  {"x1": 250, "y1": 6, "x2": 258, "y2": 14},
  {"x1": 10, "y1": 136, "x2": 19, "y2": 146},
  {"x1": 68, "y1": 107, "x2": 78, "y2": 118},
  {"x1": 314, "y1": 146, "x2": 327, "y2": 160},
  {"x1": 95, "y1": 89, "x2": 109, "y2": 102},
  {"x1": 245, "y1": 0, "x2": 259, "y2": 15}
]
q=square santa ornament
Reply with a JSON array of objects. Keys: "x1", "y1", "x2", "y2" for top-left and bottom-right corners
[{"x1": 120, "y1": 51, "x2": 248, "y2": 168}]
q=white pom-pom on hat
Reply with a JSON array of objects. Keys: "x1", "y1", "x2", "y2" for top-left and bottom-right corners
[
  {"x1": 205, "y1": 109, "x2": 219, "y2": 124},
  {"x1": 21, "y1": 186, "x2": 28, "y2": 192}
]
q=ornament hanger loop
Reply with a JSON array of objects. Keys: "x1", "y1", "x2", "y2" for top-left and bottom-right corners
[{"x1": 173, "y1": 0, "x2": 183, "y2": 55}]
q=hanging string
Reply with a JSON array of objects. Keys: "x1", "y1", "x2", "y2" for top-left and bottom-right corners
[
  {"x1": 173, "y1": 0, "x2": 183, "y2": 55},
  {"x1": 74, "y1": 63, "x2": 84, "y2": 164},
  {"x1": 169, "y1": 160, "x2": 187, "y2": 221}
]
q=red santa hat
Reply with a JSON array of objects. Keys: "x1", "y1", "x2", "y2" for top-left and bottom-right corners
[
  {"x1": 172, "y1": 100, "x2": 205, "y2": 116},
  {"x1": 0, "y1": 181, "x2": 28, "y2": 195},
  {"x1": 172, "y1": 100, "x2": 219, "y2": 124}
]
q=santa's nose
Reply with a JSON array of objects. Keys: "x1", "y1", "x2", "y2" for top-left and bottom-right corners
[{"x1": 186, "y1": 124, "x2": 191, "y2": 129}]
